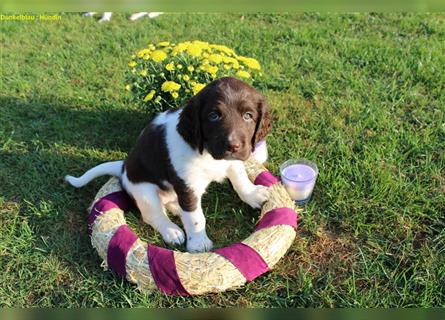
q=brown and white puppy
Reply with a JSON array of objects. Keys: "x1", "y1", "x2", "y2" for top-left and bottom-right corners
[{"x1": 65, "y1": 77, "x2": 271, "y2": 252}]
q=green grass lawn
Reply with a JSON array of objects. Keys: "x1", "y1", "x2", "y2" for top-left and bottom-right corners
[{"x1": 1, "y1": 13, "x2": 444, "y2": 307}]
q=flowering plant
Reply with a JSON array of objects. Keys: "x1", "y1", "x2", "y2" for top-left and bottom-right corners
[{"x1": 125, "y1": 40, "x2": 263, "y2": 117}]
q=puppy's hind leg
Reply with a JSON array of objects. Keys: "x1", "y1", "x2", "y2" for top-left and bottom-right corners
[{"x1": 123, "y1": 180, "x2": 185, "y2": 246}]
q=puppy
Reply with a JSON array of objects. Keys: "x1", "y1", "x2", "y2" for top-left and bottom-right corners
[{"x1": 65, "y1": 77, "x2": 271, "y2": 252}]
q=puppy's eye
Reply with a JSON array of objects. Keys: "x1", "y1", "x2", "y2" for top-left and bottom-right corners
[
  {"x1": 208, "y1": 111, "x2": 221, "y2": 121},
  {"x1": 243, "y1": 112, "x2": 254, "y2": 121}
]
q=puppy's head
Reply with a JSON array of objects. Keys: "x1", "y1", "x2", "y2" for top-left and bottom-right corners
[{"x1": 178, "y1": 77, "x2": 271, "y2": 161}]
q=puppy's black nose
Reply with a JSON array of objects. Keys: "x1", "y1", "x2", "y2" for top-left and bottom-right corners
[{"x1": 228, "y1": 142, "x2": 241, "y2": 153}]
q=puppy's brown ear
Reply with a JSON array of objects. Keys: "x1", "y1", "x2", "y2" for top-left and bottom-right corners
[
  {"x1": 177, "y1": 97, "x2": 204, "y2": 153},
  {"x1": 252, "y1": 98, "x2": 272, "y2": 150}
]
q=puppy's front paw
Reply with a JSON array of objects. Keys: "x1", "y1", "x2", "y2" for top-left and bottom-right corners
[
  {"x1": 186, "y1": 232, "x2": 213, "y2": 253},
  {"x1": 242, "y1": 185, "x2": 270, "y2": 209},
  {"x1": 159, "y1": 223, "x2": 185, "y2": 246}
]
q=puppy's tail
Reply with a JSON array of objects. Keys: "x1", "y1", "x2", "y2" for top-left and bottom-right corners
[{"x1": 64, "y1": 160, "x2": 124, "y2": 188}]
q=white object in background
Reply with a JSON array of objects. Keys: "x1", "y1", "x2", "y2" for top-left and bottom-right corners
[
  {"x1": 148, "y1": 12, "x2": 163, "y2": 19},
  {"x1": 129, "y1": 12, "x2": 164, "y2": 21},
  {"x1": 252, "y1": 140, "x2": 268, "y2": 164},
  {"x1": 98, "y1": 12, "x2": 113, "y2": 23},
  {"x1": 129, "y1": 12, "x2": 148, "y2": 20}
]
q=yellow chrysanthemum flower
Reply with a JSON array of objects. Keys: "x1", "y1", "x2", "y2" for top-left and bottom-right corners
[
  {"x1": 177, "y1": 64, "x2": 183, "y2": 69},
  {"x1": 125, "y1": 84, "x2": 131, "y2": 91},
  {"x1": 192, "y1": 83, "x2": 205, "y2": 95},
  {"x1": 236, "y1": 70, "x2": 251, "y2": 78},
  {"x1": 210, "y1": 66, "x2": 218, "y2": 74},
  {"x1": 128, "y1": 61, "x2": 137, "y2": 67},
  {"x1": 238, "y1": 56, "x2": 261, "y2": 70},
  {"x1": 183, "y1": 75, "x2": 190, "y2": 81},
  {"x1": 165, "y1": 62, "x2": 175, "y2": 71},
  {"x1": 137, "y1": 48, "x2": 151, "y2": 58},
  {"x1": 143, "y1": 90, "x2": 156, "y2": 102},
  {"x1": 161, "y1": 81, "x2": 181, "y2": 92},
  {"x1": 158, "y1": 41, "x2": 170, "y2": 47},
  {"x1": 192, "y1": 40, "x2": 210, "y2": 48},
  {"x1": 171, "y1": 92, "x2": 179, "y2": 99},
  {"x1": 172, "y1": 42, "x2": 189, "y2": 55},
  {"x1": 201, "y1": 65, "x2": 218, "y2": 75},
  {"x1": 222, "y1": 56, "x2": 239, "y2": 69},
  {"x1": 151, "y1": 50, "x2": 167, "y2": 62},
  {"x1": 148, "y1": 44, "x2": 156, "y2": 50},
  {"x1": 187, "y1": 45, "x2": 202, "y2": 57},
  {"x1": 187, "y1": 65, "x2": 194, "y2": 72},
  {"x1": 139, "y1": 69, "x2": 147, "y2": 76},
  {"x1": 208, "y1": 54, "x2": 223, "y2": 64},
  {"x1": 210, "y1": 44, "x2": 235, "y2": 56}
]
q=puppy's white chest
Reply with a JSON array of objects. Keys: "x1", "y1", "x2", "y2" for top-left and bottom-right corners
[{"x1": 191, "y1": 157, "x2": 229, "y2": 183}]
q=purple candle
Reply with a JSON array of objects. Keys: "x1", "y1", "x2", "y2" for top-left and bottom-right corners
[{"x1": 280, "y1": 159, "x2": 318, "y2": 205}]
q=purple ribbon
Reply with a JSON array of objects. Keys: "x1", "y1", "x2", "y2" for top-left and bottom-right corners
[
  {"x1": 254, "y1": 171, "x2": 280, "y2": 187},
  {"x1": 213, "y1": 243, "x2": 269, "y2": 281},
  {"x1": 255, "y1": 207, "x2": 297, "y2": 231},
  {"x1": 147, "y1": 245, "x2": 190, "y2": 296},
  {"x1": 107, "y1": 225, "x2": 139, "y2": 277},
  {"x1": 88, "y1": 191, "x2": 132, "y2": 236}
]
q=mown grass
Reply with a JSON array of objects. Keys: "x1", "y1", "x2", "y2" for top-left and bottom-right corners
[{"x1": 0, "y1": 13, "x2": 444, "y2": 307}]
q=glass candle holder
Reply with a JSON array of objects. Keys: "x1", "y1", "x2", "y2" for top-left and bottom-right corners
[{"x1": 280, "y1": 159, "x2": 318, "y2": 205}]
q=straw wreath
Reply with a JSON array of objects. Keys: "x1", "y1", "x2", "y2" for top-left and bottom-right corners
[{"x1": 88, "y1": 158, "x2": 299, "y2": 295}]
